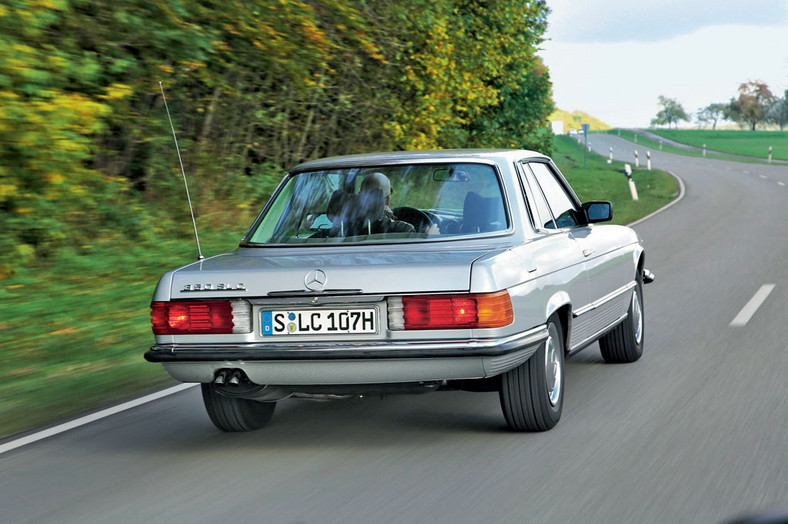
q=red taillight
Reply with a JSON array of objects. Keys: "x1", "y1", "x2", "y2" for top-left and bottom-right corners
[
  {"x1": 151, "y1": 301, "x2": 235, "y2": 334},
  {"x1": 399, "y1": 291, "x2": 513, "y2": 330}
]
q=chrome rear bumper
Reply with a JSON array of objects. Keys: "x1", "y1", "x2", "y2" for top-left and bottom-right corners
[{"x1": 145, "y1": 326, "x2": 547, "y2": 385}]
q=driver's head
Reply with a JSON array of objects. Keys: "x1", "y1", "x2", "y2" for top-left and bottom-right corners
[{"x1": 361, "y1": 172, "x2": 392, "y2": 205}]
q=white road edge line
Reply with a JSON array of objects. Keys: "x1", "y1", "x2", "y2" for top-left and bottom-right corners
[
  {"x1": 0, "y1": 383, "x2": 197, "y2": 455},
  {"x1": 628, "y1": 170, "x2": 686, "y2": 227},
  {"x1": 730, "y1": 284, "x2": 776, "y2": 327}
]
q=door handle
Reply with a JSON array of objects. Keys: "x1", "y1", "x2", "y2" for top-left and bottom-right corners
[{"x1": 583, "y1": 249, "x2": 595, "y2": 257}]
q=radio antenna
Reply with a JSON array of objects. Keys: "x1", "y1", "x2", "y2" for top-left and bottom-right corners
[{"x1": 159, "y1": 81, "x2": 204, "y2": 260}]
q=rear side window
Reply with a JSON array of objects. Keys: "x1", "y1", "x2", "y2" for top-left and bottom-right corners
[
  {"x1": 518, "y1": 163, "x2": 555, "y2": 230},
  {"x1": 527, "y1": 163, "x2": 580, "y2": 229}
]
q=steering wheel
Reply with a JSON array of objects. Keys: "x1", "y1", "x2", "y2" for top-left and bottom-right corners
[{"x1": 392, "y1": 207, "x2": 435, "y2": 233}]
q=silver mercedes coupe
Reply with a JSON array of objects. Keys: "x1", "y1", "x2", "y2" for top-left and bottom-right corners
[{"x1": 146, "y1": 149, "x2": 653, "y2": 432}]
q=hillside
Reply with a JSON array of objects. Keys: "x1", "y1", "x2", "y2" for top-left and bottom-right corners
[{"x1": 551, "y1": 109, "x2": 612, "y2": 133}]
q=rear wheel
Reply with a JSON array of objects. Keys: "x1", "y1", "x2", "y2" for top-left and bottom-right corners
[
  {"x1": 201, "y1": 384, "x2": 276, "y2": 432},
  {"x1": 599, "y1": 275, "x2": 644, "y2": 363},
  {"x1": 499, "y1": 317, "x2": 564, "y2": 432}
]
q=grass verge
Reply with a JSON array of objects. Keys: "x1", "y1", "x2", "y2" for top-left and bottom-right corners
[
  {"x1": 553, "y1": 135, "x2": 679, "y2": 225},
  {"x1": 0, "y1": 223, "x2": 252, "y2": 439}
]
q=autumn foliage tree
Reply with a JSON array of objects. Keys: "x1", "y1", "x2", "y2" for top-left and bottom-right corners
[
  {"x1": 729, "y1": 81, "x2": 775, "y2": 131},
  {"x1": 0, "y1": 0, "x2": 554, "y2": 275}
]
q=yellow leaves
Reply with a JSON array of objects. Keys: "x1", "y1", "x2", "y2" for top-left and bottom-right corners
[
  {"x1": 11, "y1": 43, "x2": 36, "y2": 55},
  {"x1": 45, "y1": 173, "x2": 64, "y2": 184},
  {"x1": 180, "y1": 61, "x2": 205, "y2": 72},
  {"x1": 213, "y1": 40, "x2": 230, "y2": 52},
  {"x1": 0, "y1": 183, "x2": 18, "y2": 199},
  {"x1": 32, "y1": 0, "x2": 66, "y2": 10},
  {"x1": 301, "y1": 21, "x2": 329, "y2": 49},
  {"x1": 101, "y1": 83, "x2": 133, "y2": 101}
]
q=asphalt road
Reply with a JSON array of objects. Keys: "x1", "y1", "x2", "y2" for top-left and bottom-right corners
[{"x1": 2, "y1": 138, "x2": 787, "y2": 524}]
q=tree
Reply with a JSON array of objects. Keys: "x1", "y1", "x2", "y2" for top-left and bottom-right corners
[
  {"x1": 729, "y1": 81, "x2": 775, "y2": 131},
  {"x1": 766, "y1": 90, "x2": 788, "y2": 131},
  {"x1": 0, "y1": 0, "x2": 557, "y2": 274},
  {"x1": 696, "y1": 103, "x2": 729, "y2": 130},
  {"x1": 650, "y1": 96, "x2": 688, "y2": 128},
  {"x1": 381, "y1": 0, "x2": 553, "y2": 151},
  {"x1": 454, "y1": 0, "x2": 554, "y2": 152}
]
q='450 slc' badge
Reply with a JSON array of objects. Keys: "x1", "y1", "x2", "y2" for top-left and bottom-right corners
[{"x1": 181, "y1": 283, "x2": 246, "y2": 292}]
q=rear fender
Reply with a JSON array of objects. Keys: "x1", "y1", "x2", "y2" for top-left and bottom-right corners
[
  {"x1": 545, "y1": 291, "x2": 571, "y2": 322},
  {"x1": 545, "y1": 292, "x2": 572, "y2": 352}
]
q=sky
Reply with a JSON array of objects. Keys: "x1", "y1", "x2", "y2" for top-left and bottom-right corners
[{"x1": 539, "y1": 0, "x2": 788, "y2": 128}]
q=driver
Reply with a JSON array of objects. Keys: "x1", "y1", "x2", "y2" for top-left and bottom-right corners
[{"x1": 360, "y1": 172, "x2": 416, "y2": 233}]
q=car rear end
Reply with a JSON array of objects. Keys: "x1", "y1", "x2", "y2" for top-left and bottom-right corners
[
  {"x1": 145, "y1": 245, "x2": 547, "y2": 391},
  {"x1": 145, "y1": 151, "x2": 550, "y2": 430}
]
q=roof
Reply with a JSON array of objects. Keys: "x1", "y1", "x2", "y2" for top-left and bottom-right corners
[{"x1": 290, "y1": 149, "x2": 550, "y2": 172}]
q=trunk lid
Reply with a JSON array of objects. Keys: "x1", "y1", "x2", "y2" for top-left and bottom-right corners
[{"x1": 164, "y1": 246, "x2": 500, "y2": 299}]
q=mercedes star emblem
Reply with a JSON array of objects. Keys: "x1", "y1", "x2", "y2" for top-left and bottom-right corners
[{"x1": 304, "y1": 269, "x2": 327, "y2": 292}]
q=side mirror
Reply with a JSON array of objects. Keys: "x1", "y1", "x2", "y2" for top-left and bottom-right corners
[{"x1": 582, "y1": 201, "x2": 612, "y2": 223}]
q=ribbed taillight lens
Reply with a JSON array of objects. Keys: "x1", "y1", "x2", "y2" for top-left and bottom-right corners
[
  {"x1": 388, "y1": 291, "x2": 513, "y2": 330},
  {"x1": 150, "y1": 300, "x2": 251, "y2": 334}
]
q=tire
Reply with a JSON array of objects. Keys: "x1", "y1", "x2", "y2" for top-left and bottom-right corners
[
  {"x1": 201, "y1": 384, "x2": 276, "y2": 432},
  {"x1": 499, "y1": 317, "x2": 564, "y2": 432},
  {"x1": 599, "y1": 274, "x2": 644, "y2": 363}
]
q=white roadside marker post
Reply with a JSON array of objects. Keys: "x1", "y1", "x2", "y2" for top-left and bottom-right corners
[
  {"x1": 703, "y1": 143, "x2": 706, "y2": 157},
  {"x1": 768, "y1": 146, "x2": 772, "y2": 163},
  {"x1": 647, "y1": 150, "x2": 651, "y2": 170},
  {"x1": 634, "y1": 150, "x2": 639, "y2": 168},
  {"x1": 608, "y1": 147, "x2": 613, "y2": 164},
  {"x1": 625, "y1": 164, "x2": 639, "y2": 200}
]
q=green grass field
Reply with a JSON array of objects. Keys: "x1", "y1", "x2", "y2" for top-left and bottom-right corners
[
  {"x1": 609, "y1": 128, "x2": 788, "y2": 162},
  {"x1": 0, "y1": 142, "x2": 677, "y2": 439},
  {"x1": 553, "y1": 135, "x2": 678, "y2": 225},
  {"x1": 650, "y1": 129, "x2": 787, "y2": 160}
]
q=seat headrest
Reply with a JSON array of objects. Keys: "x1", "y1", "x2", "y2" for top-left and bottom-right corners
[
  {"x1": 462, "y1": 191, "x2": 505, "y2": 233},
  {"x1": 327, "y1": 188, "x2": 385, "y2": 235}
]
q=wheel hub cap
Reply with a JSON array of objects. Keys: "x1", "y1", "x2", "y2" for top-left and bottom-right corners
[
  {"x1": 544, "y1": 335, "x2": 562, "y2": 406},
  {"x1": 633, "y1": 291, "x2": 643, "y2": 345}
]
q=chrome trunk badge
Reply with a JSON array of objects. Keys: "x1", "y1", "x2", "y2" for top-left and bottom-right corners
[{"x1": 304, "y1": 269, "x2": 327, "y2": 292}]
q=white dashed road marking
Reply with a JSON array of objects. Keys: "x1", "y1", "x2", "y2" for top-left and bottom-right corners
[{"x1": 730, "y1": 284, "x2": 776, "y2": 327}]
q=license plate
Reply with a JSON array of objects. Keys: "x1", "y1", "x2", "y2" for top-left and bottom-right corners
[{"x1": 260, "y1": 308, "x2": 377, "y2": 336}]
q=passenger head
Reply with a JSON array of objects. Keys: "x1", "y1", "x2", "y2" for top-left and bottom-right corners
[{"x1": 361, "y1": 172, "x2": 392, "y2": 206}]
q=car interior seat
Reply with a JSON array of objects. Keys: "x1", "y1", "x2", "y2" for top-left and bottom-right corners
[{"x1": 462, "y1": 191, "x2": 506, "y2": 233}]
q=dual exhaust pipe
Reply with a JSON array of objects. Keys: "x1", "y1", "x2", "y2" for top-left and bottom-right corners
[
  {"x1": 213, "y1": 369, "x2": 245, "y2": 386},
  {"x1": 210, "y1": 368, "x2": 291, "y2": 402}
]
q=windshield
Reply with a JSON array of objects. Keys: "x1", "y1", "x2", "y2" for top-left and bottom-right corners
[{"x1": 245, "y1": 162, "x2": 508, "y2": 245}]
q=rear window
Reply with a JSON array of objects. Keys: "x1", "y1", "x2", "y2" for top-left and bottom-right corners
[{"x1": 245, "y1": 163, "x2": 508, "y2": 245}]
